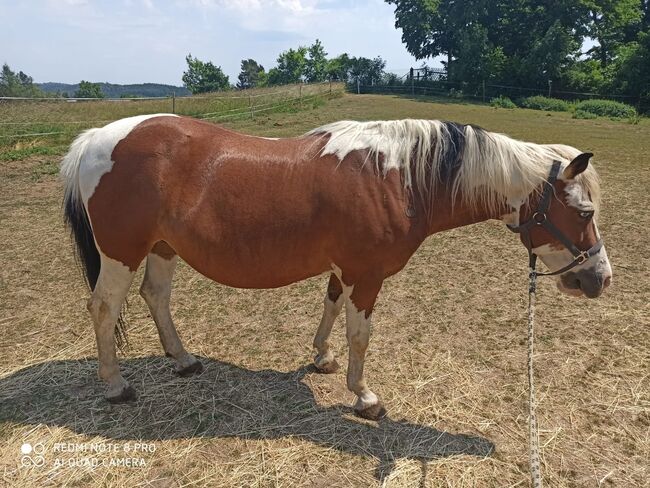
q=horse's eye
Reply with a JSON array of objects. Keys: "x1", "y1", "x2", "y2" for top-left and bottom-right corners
[{"x1": 579, "y1": 210, "x2": 594, "y2": 220}]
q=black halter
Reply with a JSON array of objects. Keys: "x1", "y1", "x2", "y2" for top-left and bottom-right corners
[{"x1": 507, "y1": 160, "x2": 604, "y2": 277}]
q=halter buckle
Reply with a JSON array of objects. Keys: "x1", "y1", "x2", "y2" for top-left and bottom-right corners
[
  {"x1": 576, "y1": 251, "x2": 590, "y2": 265},
  {"x1": 532, "y1": 212, "x2": 546, "y2": 224}
]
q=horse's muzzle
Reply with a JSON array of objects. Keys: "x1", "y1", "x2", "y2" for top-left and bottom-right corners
[{"x1": 558, "y1": 269, "x2": 612, "y2": 298}]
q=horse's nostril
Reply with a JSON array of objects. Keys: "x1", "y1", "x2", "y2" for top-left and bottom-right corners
[{"x1": 603, "y1": 276, "x2": 612, "y2": 288}]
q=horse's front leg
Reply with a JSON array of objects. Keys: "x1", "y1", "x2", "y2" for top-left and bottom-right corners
[
  {"x1": 345, "y1": 277, "x2": 386, "y2": 420},
  {"x1": 313, "y1": 273, "x2": 344, "y2": 373}
]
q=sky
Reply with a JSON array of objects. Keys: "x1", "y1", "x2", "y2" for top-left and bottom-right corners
[{"x1": 1, "y1": 0, "x2": 426, "y2": 86}]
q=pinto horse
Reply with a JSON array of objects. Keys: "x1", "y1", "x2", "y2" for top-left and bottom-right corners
[{"x1": 61, "y1": 115, "x2": 612, "y2": 420}]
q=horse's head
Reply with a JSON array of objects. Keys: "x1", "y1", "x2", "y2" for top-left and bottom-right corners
[{"x1": 517, "y1": 152, "x2": 612, "y2": 298}]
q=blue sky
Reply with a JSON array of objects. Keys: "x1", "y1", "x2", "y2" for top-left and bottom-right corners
[{"x1": 2, "y1": 0, "x2": 425, "y2": 85}]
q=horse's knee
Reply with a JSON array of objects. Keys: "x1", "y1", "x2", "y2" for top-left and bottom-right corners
[
  {"x1": 87, "y1": 294, "x2": 111, "y2": 325},
  {"x1": 139, "y1": 280, "x2": 155, "y2": 303},
  {"x1": 139, "y1": 279, "x2": 168, "y2": 308}
]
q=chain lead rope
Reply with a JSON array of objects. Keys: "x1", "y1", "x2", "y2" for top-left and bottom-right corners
[{"x1": 527, "y1": 268, "x2": 543, "y2": 488}]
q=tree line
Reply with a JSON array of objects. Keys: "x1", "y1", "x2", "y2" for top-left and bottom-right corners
[
  {"x1": 182, "y1": 39, "x2": 386, "y2": 93},
  {"x1": 0, "y1": 64, "x2": 47, "y2": 97},
  {"x1": 386, "y1": 0, "x2": 649, "y2": 100},
  {"x1": 0, "y1": 64, "x2": 123, "y2": 99},
  {"x1": 1, "y1": 39, "x2": 387, "y2": 98}
]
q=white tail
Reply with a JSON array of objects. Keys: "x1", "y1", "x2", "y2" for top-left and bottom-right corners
[{"x1": 60, "y1": 128, "x2": 101, "y2": 210}]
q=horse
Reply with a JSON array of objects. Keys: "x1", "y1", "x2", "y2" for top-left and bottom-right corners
[{"x1": 60, "y1": 115, "x2": 612, "y2": 420}]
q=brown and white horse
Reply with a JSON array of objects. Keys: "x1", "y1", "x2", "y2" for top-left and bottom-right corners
[{"x1": 61, "y1": 115, "x2": 612, "y2": 420}]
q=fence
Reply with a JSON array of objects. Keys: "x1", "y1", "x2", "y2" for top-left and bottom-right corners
[
  {"x1": 353, "y1": 73, "x2": 650, "y2": 114},
  {"x1": 0, "y1": 82, "x2": 344, "y2": 146}
]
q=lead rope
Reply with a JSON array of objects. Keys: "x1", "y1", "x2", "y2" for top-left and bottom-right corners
[{"x1": 527, "y1": 265, "x2": 543, "y2": 488}]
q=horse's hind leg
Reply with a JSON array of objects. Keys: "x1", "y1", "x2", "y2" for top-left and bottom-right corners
[
  {"x1": 140, "y1": 243, "x2": 202, "y2": 376},
  {"x1": 313, "y1": 273, "x2": 344, "y2": 373},
  {"x1": 87, "y1": 255, "x2": 137, "y2": 403}
]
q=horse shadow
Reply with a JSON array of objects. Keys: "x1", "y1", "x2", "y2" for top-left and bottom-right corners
[{"x1": 0, "y1": 356, "x2": 494, "y2": 481}]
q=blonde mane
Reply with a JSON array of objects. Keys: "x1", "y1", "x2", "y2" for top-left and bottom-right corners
[{"x1": 306, "y1": 119, "x2": 601, "y2": 215}]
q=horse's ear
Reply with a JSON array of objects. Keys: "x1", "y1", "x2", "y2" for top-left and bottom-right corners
[{"x1": 563, "y1": 152, "x2": 593, "y2": 179}]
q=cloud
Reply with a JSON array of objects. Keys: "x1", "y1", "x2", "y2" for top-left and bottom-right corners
[{"x1": 188, "y1": 0, "x2": 315, "y2": 11}]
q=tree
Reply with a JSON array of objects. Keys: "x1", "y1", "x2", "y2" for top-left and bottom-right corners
[
  {"x1": 582, "y1": 0, "x2": 643, "y2": 67},
  {"x1": 453, "y1": 24, "x2": 506, "y2": 85},
  {"x1": 74, "y1": 80, "x2": 104, "y2": 98},
  {"x1": 348, "y1": 56, "x2": 386, "y2": 85},
  {"x1": 386, "y1": 0, "x2": 585, "y2": 86},
  {"x1": 267, "y1": 47, "x2": 307, "y2": 85},
  {"x1": 182, "y1": 54, "x2": 230, "y2": 94},
  {"x1": 610, "y1": 30, "x2": 650, "y2": 97},
  {"x1": 326, "y1": 53, "x2": 351, "y2": 81},
  {"x1": 521, "y1": 20, "x2": 580, "y2": 82},
  {"x1": 237, "y1": 59, "x2": 266, "y2": 89},
  {"x1": 304, "y1": 39, "x2": 328, "y2": 82},
  {"x1": 385, "y1": 0, "x2": 463, "y2": 77},
  {"x1": 0, "y1": 63, "x2": 46, "y2": 97}
]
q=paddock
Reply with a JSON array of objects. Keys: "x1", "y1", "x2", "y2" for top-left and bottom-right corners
[{"x1": 0, "y1": 94, "x2": 647, "y2": 487}]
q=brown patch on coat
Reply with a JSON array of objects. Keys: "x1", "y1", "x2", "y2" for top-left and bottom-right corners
[
  {"x1": 326, "y1": 274, "x2": 343, "y2": 302},
  {"x1": 151, "y1": 241, "x2": 176, "y2": 260}
]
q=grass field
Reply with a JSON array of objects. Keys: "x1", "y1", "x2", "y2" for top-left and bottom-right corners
[
  {"x1": 0, "y1": 93, "x2": 648, "y2": 487},
  {"x1": 0, "y1": 82, "x2": 341, "y2": 153}
]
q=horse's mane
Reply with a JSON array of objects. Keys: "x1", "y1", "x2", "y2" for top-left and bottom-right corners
[{"x1": 306, "y1": 119, "x2": 600, "y2": 215}]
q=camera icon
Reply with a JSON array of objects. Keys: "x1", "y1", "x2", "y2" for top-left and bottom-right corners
[{"x1": 20, "y1": 443, "x2": 45, "y2": 467}]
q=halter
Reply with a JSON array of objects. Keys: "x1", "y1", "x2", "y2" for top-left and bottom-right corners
[{"x1": 507, "y1": 160, "x2": 604, "y2": 277}]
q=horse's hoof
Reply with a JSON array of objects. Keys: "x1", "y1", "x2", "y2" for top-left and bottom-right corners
[
  {"x1": 355, "y1": 402, "x2": 387, "y2": 421},
  {"x1": 106, "y1": 385, "x2": 137, "y2": 404},
  {"x1": 315, "y1": 358, "x2": 340, "y2": 374},
  {"x1": 177, "y1": 360, "x2": 203, "y2": 377}
]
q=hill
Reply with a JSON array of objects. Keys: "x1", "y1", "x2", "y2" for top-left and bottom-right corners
[{"x1": 37, "y1": 82, "x2": 190, "y2": 98}]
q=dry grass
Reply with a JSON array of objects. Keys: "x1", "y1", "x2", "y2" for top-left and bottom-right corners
[{"x1": 0, "y1": 94, "x2": 648, "y2": 487}]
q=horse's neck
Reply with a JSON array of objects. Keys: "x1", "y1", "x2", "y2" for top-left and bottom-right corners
[{"x1": 423, "y1": 184, "x2": 507, "y2": 236}]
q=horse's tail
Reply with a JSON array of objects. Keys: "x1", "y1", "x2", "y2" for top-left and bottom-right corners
[
  {"x1": 61, "y1": 128, "x2": 129, "y2": 349},
  {"x1": 61, "y1": 128, "x2": 101, "y2": 290}
]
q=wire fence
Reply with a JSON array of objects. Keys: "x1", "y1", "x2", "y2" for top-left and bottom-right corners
[
  {"x1": 353, "y1": 76, "x2": 650, "y2": 114},
  {"x1": 0, "y1": 82, "x2": 344, "y2": 146}
]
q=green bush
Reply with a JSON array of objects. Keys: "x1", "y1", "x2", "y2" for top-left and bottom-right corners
[
  {"x1": 574, "y1": 99, "x2": 637, "y2": 119},
  {"x1": 573, "y1": 109, "x2": 598, "y2": 120},
  {"x1": 519, "y1": 96, "x2": 571, "y2": 112},
  {"x1": 490, "y1": 95, "x2": 516, "y2": 109}
]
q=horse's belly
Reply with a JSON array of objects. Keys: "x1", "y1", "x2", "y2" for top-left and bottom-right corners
[
  {"x1": 180, "y1": 247, "x2": 331, "y2": 289},
  {"x1": 165, "y1": 223, "x2": 333, "y2": 289}
]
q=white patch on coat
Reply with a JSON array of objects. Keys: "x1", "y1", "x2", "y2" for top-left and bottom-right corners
[
  {"x1": 87, "y1": 251, "x2": 136, "y2": 395},
  {"x1": 140, "y1": 253, "x2": 199, "y2": 369},
  {"x1": 534, "y1": 234, "x2": 611, "y2": 279},
  {"x1": 61, "y1": 114, "x2": 179, "y2": 208},
  {"x1": 533, "y1": 243, "x2": 577, "y2": 273},
  {"x1": 313, "y1": 289, "x2": 344, "y2": 368},
  {"x1": 500, "y1": 197, "x2": 524, "y2": 227},
  {"x1": 345, "y1": 302, "x2": 379, "y2": 410}
]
